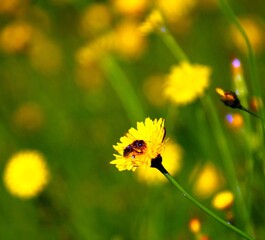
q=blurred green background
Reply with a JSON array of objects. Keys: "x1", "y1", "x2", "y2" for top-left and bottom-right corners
[{"x1": 0, "y1": 0, "x2": 265, "y2": 239}]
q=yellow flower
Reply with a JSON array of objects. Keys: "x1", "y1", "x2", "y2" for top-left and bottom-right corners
[
  {"x1": 0, "y1": 22, "x2": 33, "y2": 53},
  {"x1": 164, "y1": 62, "x2": 211, "y2": 105},
  {"x1": 80, "y1": 3, "x2": 112, "y2": 37},
  {"x1": 113, "y1": 20, "x2": 146, "y2": 59},
  {"x1": 143, "y1": 74, "x2": 167, "y2": 107},
  {"x1": 192, "y1": 162, "x2": 224, "y2": 198},
  {"x1": 230, "y1": 17, "x2": 265, "y2": 54},
  {"x1": 110, "y1": 118, "x2": 166, "y2": 171},
  {"x1": 111, "y1": 0, "x2": 149, "y2": 16},
  {"x1": 136, "y1": 140, "x2": 182, "y2": 184},
  {"x1": 76, "y1": 32, "x2": 116, "y2": 67},
  {"x1": 212, "y1": 190, "x2": 234, "y2": 210},
  {"x1": 28, "y1": 32, "x2": 62, "y2": 74},
  {"x1": 3, "y1": 150, "x2": 50, "y2": 199},
  {"x1": 189, "y1": 217, "x2": 201, "y2": 234},
  {"x1": 139, "y1": 9, "x2": 164, "y2": 35},
  {"x1": 12, "y1": 102, "x2": 44, "y2": 133},
  {"x1": 156, "y1": 0, "x2": 197, "y2": 23}
]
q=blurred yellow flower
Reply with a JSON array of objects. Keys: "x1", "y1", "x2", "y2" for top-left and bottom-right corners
[
  {"x1": 156, "y1": 0, "x2": 197, "y2": 23},
  {"x1": 230, "y1": 17, "x2": 265, "y2": 54},
  {"x1": 12, "y1": 102, "x2": 44, "y2": 133},
  {"x1": 111, "y1": 0, "x2": 149, "y2": 16},
  {"x1": 0, "y1": 22, "x2": 33, "y2": 53},
  {"x1": 164, "y1": 62, "x2": 211, "y2": 105},
  {"x1": 212, "y1": 190, "x2": 234, "y2": 210},
  {"x1": 189, "y1": 217, "x2": 201, "y2": 234},
  {"x1": 225, "y1": 113, "x2": 244, "y2": 129},
  {"x1": 75, "y1": 64, "x2": 104, "y2": 90},
  {"x1": 192, "y1": 162, "x2": 224, "y2": 199},
  {"x1": 76, "y1": 32, "x2": 116, "y2": 67},
  {"x1": 136, "y1": 140, "x2": 182, "y2": 184},
  {"x1": 139, "y1": 9, "x2": 164, "y2": 35},
  {"x1": 28, "y1": 32, "x2": 62, "y2": 74},
  {"x1": 111, "y1": 118, "x2": 166, "y2": 171},
  {"x1": 143, "y1": 75, "x2": 167, "y2": 107},
  {"x1": 114, "y1": 20, "x2": 146, "y2": 59},
  {"x1": 3, "y1": 150, "x2": 50, "y2": 199},
  {"x1": 80, "y1": 3, "x2": 112, "y2": 37},
  {"x1": 0, "y1": 0, "x2": 27, "y2": 14}
]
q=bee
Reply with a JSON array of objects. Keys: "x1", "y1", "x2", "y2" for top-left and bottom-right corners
[{"x1": 123, "y1": 140, "x2": 147, "y2": 158}]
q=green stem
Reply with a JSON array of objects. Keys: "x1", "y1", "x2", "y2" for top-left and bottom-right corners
[
  {"x1": 218, "y1": 0, "x2": 259, "y2": 96},
  {"x1": 164, "y1": 172, "x2": 254, "y2": 240},
  {"x1": 202, "y1": 95, "x2": 252, "y2": 233},
  {"x1": 102, "y1": 56, "x2": 145, "y2": 124},
  {"x1": 151, "y1": 157, "x2": 254, "y2": 240},
  {"x1": 159, "y1": 28, "x2": 189, "y2": 62},
  {"x1": 158, "y1": 25, "x2": 253, "y2": 233},
  {"x1": 218, "y1": 0, "x2": 265, "y2": 143}
]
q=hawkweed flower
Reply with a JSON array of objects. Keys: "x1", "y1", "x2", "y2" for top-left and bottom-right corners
[
  {"x1": 76, "y1": 32, "x2": 116, "y2": 67},
  {"x1": 164, "y1": 62, "x2": 211, "y2": 105},
  {"x1": 192, "y1": 162, "x2": 224, "y2": 199},
  {"x1": 139, "y1": 9, "x2": 164, "y2": 35},
  {"x1": 189, "y1": 217, "x2": 201, "y2": 234},
  {"x1": 12, "y1": 102, "x2": 44, "y2": 133},
  {"x1": 212, "y1": 190, "x2": 235, "y2": 224},
  {"x1": 156, "y1": 0, "x2": 196, "y2": 23},
  {"x1": 110, "y1": 118, "x2": 166, "y2": 171},
  {"x1": 110, "y1": 119, "x2": 253, "y2": 240},
  {"x1": 0, "y1": 21, "x2": 33, "y2": 53},
  {"x1": 143, "y1": 75, "x2": 167, "y2": 107},
  {"x1": 111, "y1": 0, "x2": 149, "y2": 17},
  {"x1": 3, "y1": 150, "x2": 50, "y2": 199},
  {"x1": 212, "y1": 190, "x2": 234, "y2": 210},
  {"x1": 113, "y1": 20, "x2": 147, "y2": 59},
  {"x1": 216, "y1": 87, "x2": 264, "y2": 121},
  {"x1": 29, "y1": 32, "x2": 62, "y2": 74},
  {"x1": 230, "y1": 17, "x2": 264, "y2": 54},
  {"x1": 80, "y1": 3, "x2": 112, "y2": 37}
]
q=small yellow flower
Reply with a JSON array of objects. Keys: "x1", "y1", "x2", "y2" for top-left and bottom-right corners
[
  {"x1": 164, "y1": 62, "x2": 211, "y2": 105},
  {"x1": 189, "y1": 217, "x2": 201, "y2": 234},
  {"x1": 0, "y1": 22, "x2": 33, "y2": 53},
  {"x1": 139, "y1": 9, "x2": 164, "y2": 35},
  {"x1": 212, "y1": 190, "x2": 234, "y2": 210},
  {"x1": 143, "y1": 74, "x2": 167, "y2": 107},
  {"x1": 156, "y1": 0, "x2": 196, "y2": 23},
  {"x1": 29, "y1": 32, "x2": 62, "y2": 74},
  {"x1": 80, "y1": 3, "x2": 112, "y2": 37},
  {"x1": 12, "y1": 102, "x2": 44, "y2": 133},
  {"x1": 3, "y1": 150, "x2": 50, "y2": 199},
  {"x1": 192, "y1": 162, "x2": 224, "y2": 198},
  {"x1": 110, "y1": 118, "x2": 166, "y2": 171},
  {"x1": 111, "y1": 0, "x2": 149, "y2": 16},
  {"x1": 76, "y1": 32, "x2": 116, "y2": 66},
  {"x1": 113, "y1": 20, "x2": 146, "y2": 59},
  {"x1": 230, "y1": 17, "x2": 265, "y2": 54},
  {"x1": 136, "y1": 140, "x2": 182, "y2": 184}
]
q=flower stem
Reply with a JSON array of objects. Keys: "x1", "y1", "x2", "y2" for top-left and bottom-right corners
[
  {"x1": 159, "y1": 27, "x2": 189, "y2": 62},
  {"x1": 164, "y1": 172, "x2": 254, "y2": 240},
  {"x1": 102, "y1": 56, "x2": 145, "y2": 124},
  {"x1": 151, "y1": 156, "x2": 254, "y2": 240},
  {"x1": 158, "y1": 26, "x2": 253, "y2": 234},
  {"x1": 201, "y1": 95, "x2": 252, "y2": 231},
  {"x1": 218, "y1": 0, "x2": 265, "y2": 142}
]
